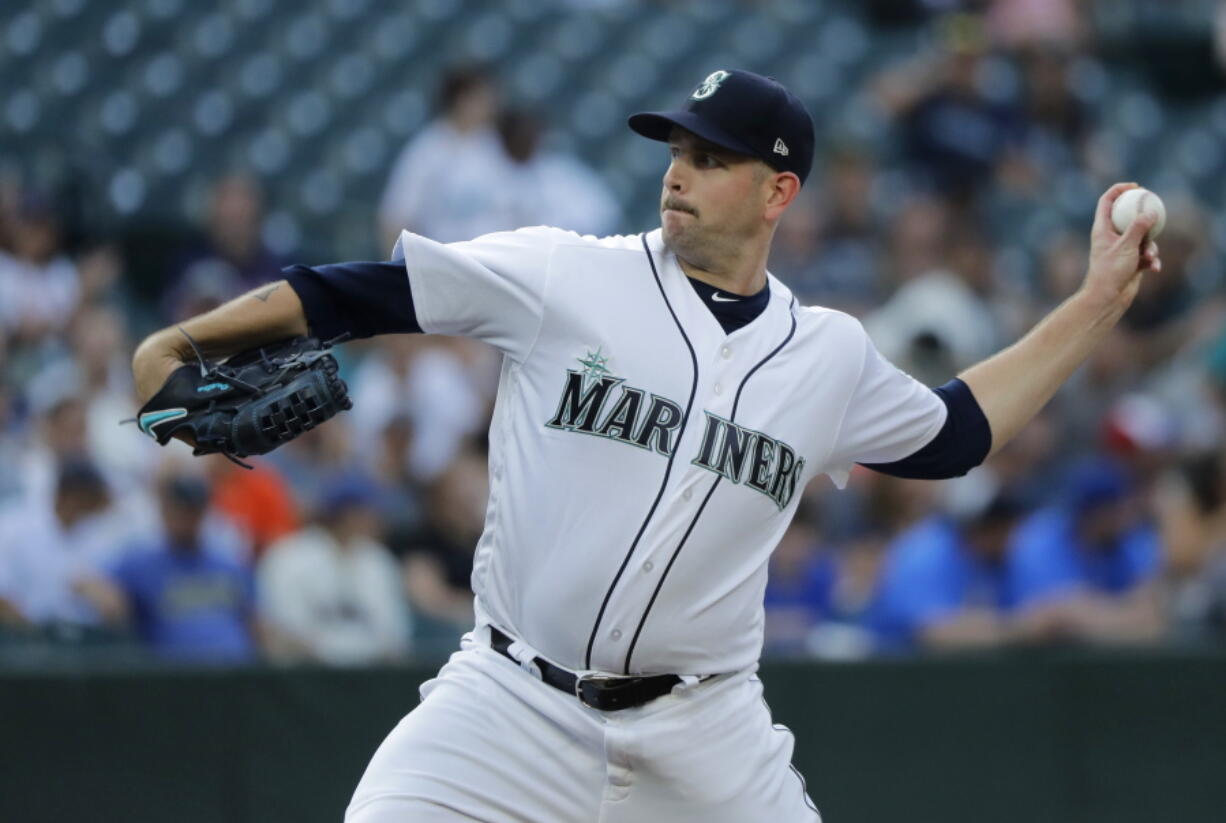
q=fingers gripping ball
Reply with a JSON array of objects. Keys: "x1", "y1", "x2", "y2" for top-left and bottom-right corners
[
  {"x1": 135, "y1": 335, "x2": 353, "y2": 466},
  {"x1": 1111, "y1": 188, "x2": 1166, "y2": 242}
]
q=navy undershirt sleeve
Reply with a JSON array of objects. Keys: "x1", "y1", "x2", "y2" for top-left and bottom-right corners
[
  {"x1": 861, "y1": 378, "x2": 992, "y2": 480},
  {"x1": 282, "y1": 260, "x2": 421, "y2": 340}
]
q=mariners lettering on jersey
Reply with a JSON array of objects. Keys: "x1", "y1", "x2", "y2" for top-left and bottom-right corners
[
  {"x1": 546, "y1": 349, "x2": 804, "y2": 509},
  {"x1": 545, "y1": 348, "x2": 684, "y2": 456},
  {"x1": 692, "y1": 412, "x2": 805, "y2": 510}
]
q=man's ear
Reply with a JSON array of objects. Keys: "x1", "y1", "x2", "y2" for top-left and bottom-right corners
[{"x1": 764, "y1": 172, "x2": 801, "y2": 221}]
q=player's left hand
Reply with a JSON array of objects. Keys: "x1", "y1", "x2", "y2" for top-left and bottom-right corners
[
  {"x1": 1083, "y1": 183, "x2": 1162, "y2": 309},
  {"x1": 130, "y1": 335, "x2": 352, "y2": 467}
]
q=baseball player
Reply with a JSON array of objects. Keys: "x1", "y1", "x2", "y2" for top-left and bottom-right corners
[{"x1": 132, "y1": 70, "x2": 1161, "y2": 822}]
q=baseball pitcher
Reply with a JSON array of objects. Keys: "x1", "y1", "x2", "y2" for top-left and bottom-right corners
[{"x1": 132, "y1": 70, "x2": 1161, "y2": 822}]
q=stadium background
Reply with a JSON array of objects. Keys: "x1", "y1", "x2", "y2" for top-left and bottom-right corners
[{"x1": 3, "y1": 0, "x2": 1226, "y2": 821}]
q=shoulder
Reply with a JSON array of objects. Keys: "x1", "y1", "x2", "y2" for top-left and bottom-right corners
[
  {"x1": 439, "y1": 226, "x2": 649, "y2": 261},
  {"x1": 784, "y1": 301, "x2": 874, "y2": 379},
  {"x1": 791, "y1": 297, "x2": 870, "y2": 341},
  {"x1": 530, "y1": 227, "x2": 646, "y2": 252}
]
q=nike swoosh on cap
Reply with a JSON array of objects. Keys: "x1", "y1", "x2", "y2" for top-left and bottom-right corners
[{"x1": 711, "y1": 293, "x2": 740, "y2": 302}]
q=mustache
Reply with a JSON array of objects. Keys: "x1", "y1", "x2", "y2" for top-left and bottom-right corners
[{"x1": 661, "y1": 196, "x2": 697, "y2": 217}]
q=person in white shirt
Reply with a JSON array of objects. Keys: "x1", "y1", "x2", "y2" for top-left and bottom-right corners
[
  {"x1": 259, "y1": 474, "x2": 411, "y2": 665},
  {"x1": 377, "y1": 66, "x2": 508, "y2": 248},
  {"x1": 494, "y1": 107, "x2": 622, "y2": 237},
  {"x1": 0, "y1": 459, "x2": 129, "y2": 627},
  {"x1": 0, "y1": 192, "x2": 79, "y2": 345}
]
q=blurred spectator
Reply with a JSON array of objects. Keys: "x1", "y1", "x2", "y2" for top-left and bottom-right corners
[
  {"x1": 349, "y1": 336, "x2": 490, "y2": 483},
  {"x1": 770, "y1": 147, "x2": 887, "y2": 311},
  {"x1": 941, "y1": 410, "x2": 1059, "y2": 519},
  {"x1": 208, "y1": 454, "x2": 299, "y2": 559},
  {"x1": 259, "y1": 474, "x2": 411, "y2": 665},
  {"x1": 266, "y1": 417, "x2": 363, "y2": 518},
  {"x1": 870, "y1": 490, "x2": 1027, "y2": 651},
  {"x1": 876, "y1": 14, "x2": 1029, "y2": 204},
  {"x1": 763, "y1": 509, "x2": 837, "y2": 656},
  {"x1": 1146, "y1": 315, "x2": 1226, "y2": 457},
  {"x1": 163, "y1": 173, "x2": 285, "y2": 322},
  {"x1": 881, "y1": 196, "x2": 952, "y2": 288},
  {"x1": 1014, "y1": 45, "x2": 1094, "y2": 178},
  {"x1": 1008, "y1": 457, "x2": 1163, "y2": 643},
  {"x1": 401, "y1": 448, "x2": 488, "y2": 643},
  {"x1": 863, "y1": 227, "x2": 1003, "y2": 384},
  {"x1": 1155, "y1": 451, "x2": 1226, "y2": 642},
  {"x1": 0, "y1": 389, "x2": 20, "y2": 506},
  {"x1": 1034, "y1": 231, "x2": 1088, "y2": 314},
  {"x1": 986, "y1": 0, "x2": 1087, "y2": 51},
  {"x1": 74, "y1": 245, "x2": 127, "y2": 310},
  {"x1": 103, "y1": 466, "x2": 258, "y2": 663},
  {"x1": 1099, "y1": 393, "x2": 1180, "y2": 493},
  {"x1": 24, "y1": 306, "x2": 159, "y2": 494},
  {"x1": 493, "y1": 107, "x2": 622, "y2": 236},
  {"x1": 370, "y1": 414, "x2": 426, "y2": 551},
  {"x1": 0, "y1": 191, "x2": 80, "y2": 346},
  {"x1": 0, "y1": 459, "x2": 131, "y2": 628},
  {"x1": 15, "y1": 393, "x2": 90, "y2": 508},
  {"x1": 378, "y1": 65, "x2": 507, "y2": 247}
]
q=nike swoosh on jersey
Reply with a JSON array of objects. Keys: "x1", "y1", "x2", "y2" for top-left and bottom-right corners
[
  {"x1": 138, "y1": 408, "x2": 188, "y2": 436},
  {"x1": 711, "y1": 293, "x2": 740, "y2": 302}
]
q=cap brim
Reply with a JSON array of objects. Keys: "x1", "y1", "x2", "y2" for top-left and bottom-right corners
[{"x1": 627, "y1": 110, "x2": 759, "y2": 159}]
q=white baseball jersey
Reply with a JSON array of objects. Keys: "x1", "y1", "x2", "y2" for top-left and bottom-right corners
[{"x1": 394, "y1": 225, "x2": 946, "y2": 677}]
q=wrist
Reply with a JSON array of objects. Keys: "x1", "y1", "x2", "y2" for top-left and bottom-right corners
[
  {"x1": 1070, "y1": 284, "x2": 1129, "y2": 329},
  {"x1": 132, "y1": 329, "x2": 190, "y2": 401}
]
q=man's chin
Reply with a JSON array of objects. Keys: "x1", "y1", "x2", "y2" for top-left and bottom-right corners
[
  {"x1": 660, "y1": 223, "x2": 682, "y2": 252},
  {"x1": 661, "y1": 212, "x2": 695, "y2": 246}
]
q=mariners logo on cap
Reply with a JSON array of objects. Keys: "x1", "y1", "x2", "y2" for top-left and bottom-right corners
[{"x1": 691, "y1": 70, "x2": 731, "y2": 101}]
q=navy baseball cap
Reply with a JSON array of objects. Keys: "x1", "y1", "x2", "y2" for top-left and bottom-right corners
[{"x1": 629, "y1": 69, "x2": 815, "y2": 184}]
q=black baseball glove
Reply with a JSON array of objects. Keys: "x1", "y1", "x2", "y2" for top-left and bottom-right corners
[{"x1": 132, "y1": 334, "x2": 352, "y2": 467}]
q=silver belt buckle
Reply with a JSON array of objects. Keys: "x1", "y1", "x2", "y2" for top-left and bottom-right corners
[{"x1": 575, "y1": 674, "x2": 619, "y2": 709}]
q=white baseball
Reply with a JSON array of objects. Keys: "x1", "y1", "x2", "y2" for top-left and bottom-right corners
[{"x1": 1110, "y1": 187, "x2": 1166, "y2": 241}]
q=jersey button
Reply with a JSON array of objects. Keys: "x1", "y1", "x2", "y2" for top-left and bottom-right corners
[
  {"x1": 721, "y1": 346, "x2": 731, "y2": 359},
  {"x1": 642, "y1": 561, "x2": 654, "y2": 572},
  {"x1": 611, "y1": 629, "x2": 622, "y2": 640},
  {"x1": 713, "y1": 382, "x2": 723, "y2": 395},
  {"x1": 682, "y1": 487, "x2": 693, "y2": 500}
]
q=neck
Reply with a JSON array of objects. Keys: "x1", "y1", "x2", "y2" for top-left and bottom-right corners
[
  {"x1": 676, "y1": 246, "x2": 769, "y2": 298},
  {"x1": 671, "y1": 232, "x2": 772, "y2": 296}
]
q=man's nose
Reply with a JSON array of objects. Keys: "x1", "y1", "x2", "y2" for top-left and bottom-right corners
[{"x1": 663, "y1": 160, "x2": 685, "y2": 192}]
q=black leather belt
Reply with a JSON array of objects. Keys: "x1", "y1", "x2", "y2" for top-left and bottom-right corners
[{"x1": 489, "y1": 627, "x2": 684, "y2": 712}]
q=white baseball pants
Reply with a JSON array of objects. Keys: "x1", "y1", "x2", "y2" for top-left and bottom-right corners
[{"x1": 345, "y1": 630, "x2": 821, "y2": 823}]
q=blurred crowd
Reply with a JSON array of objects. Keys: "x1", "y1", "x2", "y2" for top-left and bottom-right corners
[{"x1": 2, "y1": 5, "x2": 1226, "y2": 668}]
